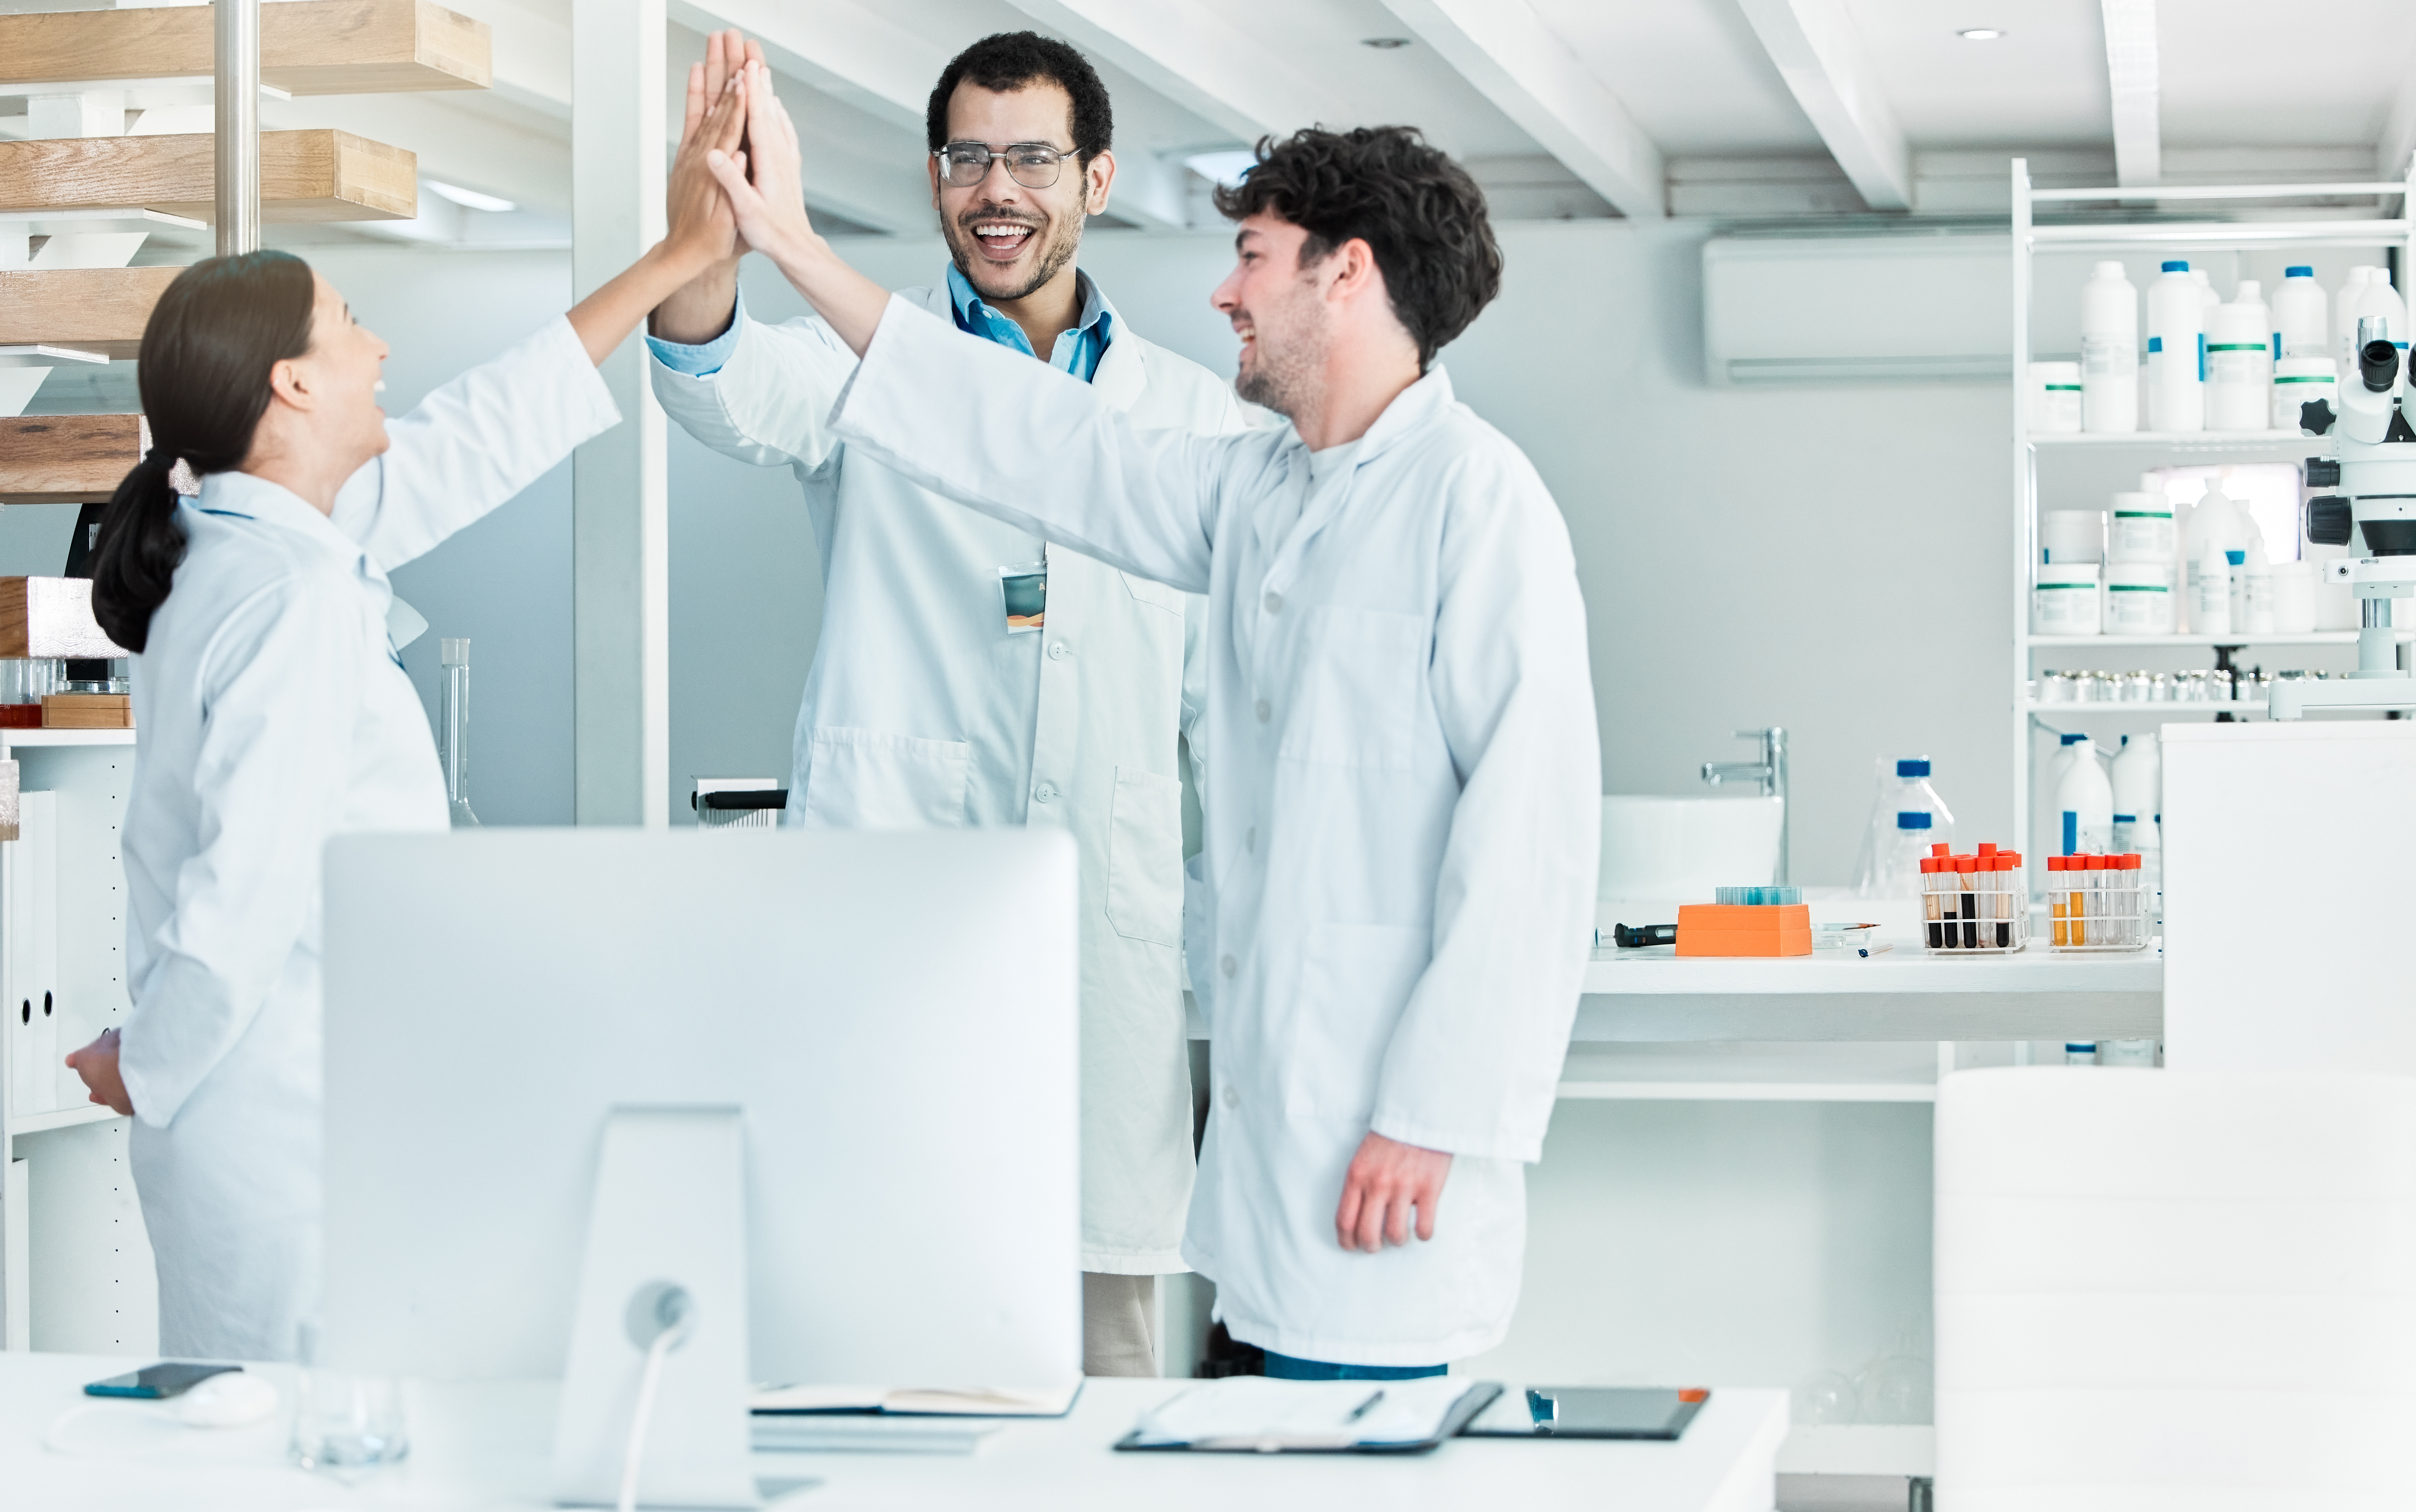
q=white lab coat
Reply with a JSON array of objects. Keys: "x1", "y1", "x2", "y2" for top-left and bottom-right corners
[
  {"x1": 118, "y1": 317, "x2": 617, "y2": 1360},
  {"x1": 831, "y1": 296, "x2": 1602, "y2": 1365},
  {"x1": 650, "y1": 283, "x2": 1252, "y2": 1274}
]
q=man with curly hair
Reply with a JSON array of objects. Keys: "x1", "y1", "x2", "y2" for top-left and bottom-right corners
[{"x1": 700, "y1": 68, "x2": 1600, "y2": 1377}]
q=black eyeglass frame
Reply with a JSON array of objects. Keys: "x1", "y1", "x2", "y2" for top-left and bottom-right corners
[{"x1": 933, "y1": 141, "x2": 1078, "y2": 191}]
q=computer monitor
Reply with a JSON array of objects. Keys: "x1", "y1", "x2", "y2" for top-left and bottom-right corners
[{"x1": 316, "y1": 828, "x2": 1080, "y2": 1498}]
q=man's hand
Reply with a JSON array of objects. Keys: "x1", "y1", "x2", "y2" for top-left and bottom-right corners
[
  {"x1": 64, "y1": 1028, "x2": 132, "y2": 1118},
  {"x1": 706, "y1": 60, "x2": 815, "y2": 267},
  {"x1": 1335, "y1": 1131, "x2": 1452, "y2": 1252},
  {"x1": 664, "y1": 66, "x2": 749, "y2": 271},
  {"x1": 652, "y1": 28, "x2": 763, "y2": 344}
]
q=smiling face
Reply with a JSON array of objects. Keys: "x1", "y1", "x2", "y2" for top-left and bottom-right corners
[
  {"x1": 289, "y1": 272, "x2": 391, "y2": 467},
  {"x1": 1210, "y1": 214, "x2": 1334, "y2": 418},
  {"x1": 931, "y1": 79, "x2": 1110, "y2": 305}
]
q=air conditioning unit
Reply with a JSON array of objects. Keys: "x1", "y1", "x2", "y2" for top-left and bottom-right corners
[{"x1": 1703, "y1": 233, "x2": 2011, "y2": 384}]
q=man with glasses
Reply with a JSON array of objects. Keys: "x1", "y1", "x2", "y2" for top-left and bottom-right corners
[{"x1": 648, "y1": 31, "x2": 1251, "y2": 1378}]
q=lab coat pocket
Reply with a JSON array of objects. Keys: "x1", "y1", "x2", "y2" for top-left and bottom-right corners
[
  {"x1": 1278, "y1": 606, "x2": 1424, "y2": 772},
  {"x1": 1120, "y1": 572, "x2": 1187, "y2": 616},
  {"x1": 796, "y1": 726, "x2": 972, "y2": 828},
  {"x1": 1292, "y1": 922, "x2": 1429, "y2": 1121},
  {"x1": 1106, "y1": 766, "x2": 1183, "y2": 947}
]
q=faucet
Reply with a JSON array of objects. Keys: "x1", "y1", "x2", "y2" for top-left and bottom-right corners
[{"x1": 1701, "y1": 727, "x2": 1789, "y2": 885}]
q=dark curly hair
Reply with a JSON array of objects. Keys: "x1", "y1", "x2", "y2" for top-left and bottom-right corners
[
  {"x1": 926, "y1": 32, "x2": 1112, "y2": 164},
  {"x1": 1214, "y1": 126, "x2": 1501, "y2": 369}
]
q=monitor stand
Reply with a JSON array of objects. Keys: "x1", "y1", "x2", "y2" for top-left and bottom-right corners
[{"x1": 552, "y1": 1108, "x2": 757, "y2": 1509}]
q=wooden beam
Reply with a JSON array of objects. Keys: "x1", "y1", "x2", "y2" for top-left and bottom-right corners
[
  {"x1": 0, "y1": 415, "x2": 146, "y2": 505},
  {"x1": 0, "y1": 268, "x2": 181, "y2": 359},
  {"x1": 0, "y1": 130, "x2": 416, "y2": 223},
  {"x1": 1735, "y1": 0, "x2": 1911, "y2": 212},
  {"x1": 0, "y1": 0, "x2": 490, "y2": 95}
]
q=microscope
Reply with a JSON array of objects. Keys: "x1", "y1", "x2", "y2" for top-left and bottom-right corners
[{"x1": 2276, "y1": 326, "x2": 2416, "y2": 718}]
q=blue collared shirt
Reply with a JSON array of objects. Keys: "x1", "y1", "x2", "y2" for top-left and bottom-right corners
[{"x1": 643, "y1": 264, "x2": 1116, "y2": 382}]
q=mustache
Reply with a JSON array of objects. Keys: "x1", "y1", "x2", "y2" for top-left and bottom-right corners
[{"x1": 956, "y1": 208, "x2": 1046, "y2": 232}]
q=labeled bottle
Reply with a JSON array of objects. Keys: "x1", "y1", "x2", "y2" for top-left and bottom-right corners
[
  {"x1": 2355, "y1": 271, "x2": 2409, "y2": 394},
  {"x1": 2180, "y1": 481, "x2": 2246, "y2": 633},
  {"x1": 2225, "y1": 547, "x2": 2249, "y2": 631},
  {"x1": 2273, "y1": 265, "x2": 2326, "y2": 361},
  {"x1": 2109, "y1": 734, "x2": 2161, "y2": 856},
  {"x1": 1853, "y1": 757, "x2": 1955, "y2": 897},
  {"x1": 2056, "y1": 736, "x2": 2116, "y2": 858},
  {"x1": 2336, "y1": 266, "x2": 2375, "y2": 369},
  {"x1": 2242, "y1": 538, "x2": 2275, "y2": 634},
  {"x1": 2033, "y1": 361, "x2": 2083, "y2": 433},
  {"x1": 2205, "y1": 282, "x2": 2272, "y2": 431},
  {"x1": 439, "y1": 637, "x2": 479, "y2": 828},
  {"x1": 2079, "y1": 260, "x2": 2140, "y2": 433},
  {"x1": 2146, "y1": 260, "x2": 2205, "y2": 432},
  {"x1": 2193, "y1": 539, "x2": 2233, "y2": 636}
]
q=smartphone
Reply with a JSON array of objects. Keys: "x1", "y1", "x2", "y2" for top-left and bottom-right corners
[{"x1": 84, "y1": 1362, "x2": 242, "y2": 1400}]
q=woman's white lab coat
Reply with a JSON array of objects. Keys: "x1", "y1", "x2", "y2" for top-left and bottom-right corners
[
  {"x1": 829, "y1": 298, "x2": 1602, "y2": 1365},
  {"x1": 118, "y1": 317, "x2": 617, "y2": 1360}
]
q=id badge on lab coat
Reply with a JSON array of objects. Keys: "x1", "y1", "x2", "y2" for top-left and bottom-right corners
[{"x1": 999, "y1": 557, "x2": 1047, "y2": 633}]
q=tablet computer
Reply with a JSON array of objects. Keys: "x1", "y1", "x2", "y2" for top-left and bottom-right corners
[{"x1": 1459, "y1": 1385, "x2": 1708, "y2": 1440}]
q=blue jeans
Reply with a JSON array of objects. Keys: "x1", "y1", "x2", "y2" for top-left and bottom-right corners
[{"x1": 1262, "y1": 1351, "x2": 1447, "y2": 1381}]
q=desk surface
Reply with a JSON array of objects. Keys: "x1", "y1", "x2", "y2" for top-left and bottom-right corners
[{"x1": 2, "y1": 1352, "x2": 1789, "y2": 1511}]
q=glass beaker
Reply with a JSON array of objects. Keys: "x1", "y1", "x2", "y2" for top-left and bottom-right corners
[{"x1": 290, "y1": 1320, "x2": 409, "y2": 1479}]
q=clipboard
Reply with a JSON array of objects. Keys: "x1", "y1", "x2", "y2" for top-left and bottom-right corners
[{"x1": 1114, "y1": 1379, "x2": 1502, "y2": 1455}]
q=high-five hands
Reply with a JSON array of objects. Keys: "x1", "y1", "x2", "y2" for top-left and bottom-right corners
[
  {"x1": 664, "y1": 59, "x2": 750, "y2": 271},
  {"x1": 705, "y1": 60, "x2": 817, "y2": 269},
  {"x1": 1335, "y1": 1130, "x2": 1453, "y2": 1252}
]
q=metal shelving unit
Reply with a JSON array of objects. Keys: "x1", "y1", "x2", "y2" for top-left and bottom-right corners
[{"x1": 2009, "y1": 157, "x2": 2416, "y2": 894}]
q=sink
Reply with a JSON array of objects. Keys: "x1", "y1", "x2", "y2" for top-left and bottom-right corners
[{"x1": 1600, "y1": 794, "x2": 1783, "y2": 901}]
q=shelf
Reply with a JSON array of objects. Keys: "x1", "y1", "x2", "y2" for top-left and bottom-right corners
[
  {"x1": 2029, "y1": 219, "x2": 2411, "y2": 252},
  {"x1": 0, "y1": 729, "x2": 136, "y2": 749},
  {"x1": 0, "y1": 414, "x2": 144, "y2": 504},
  {"x1": 0, "y1": 268, "x2": 181, "y2": 360},
  {"x1": 2025, "y1": 631, "x2": 2402, "y2": 648},
  {"x1": 2027, "y1": 429, "x2": 2321, "y2": 453},
  {"x1": 6, "y1": 1103, "x2": 119, "y2": 1138},
  {"x1": 0, "y1": 130, "x2": 416, "y2": 225},
  {"x1": 0, "y1": 0, "x2": 490, "y2": 95},
  {"x1": 1557, "y1": 1043, "x2": 1940, "y2": 1103}
]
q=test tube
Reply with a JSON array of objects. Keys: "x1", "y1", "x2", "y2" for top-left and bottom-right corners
[
  {"x1": 2007, "y1": 852, "x2": 2026, "y2": 946},
  {"x1": 1958, "y1": 855, "x2": 1979, "y2": 949},
  {"x1": 1921, "y1": 857, "x2": 1943, "y2": 949},
  {"x1": 2120, "y1": 853, "x2": 2143, "y2": 946},
  {"x1": 2049, "y1": 855, "x2": 2069, "y2": 946},
  {"x1": 1993, "y1": 854, "x2": 2015, "y2": 948},
  {"x1": 2087, "y1": 854, "x2": 2110, "y2": 944}
]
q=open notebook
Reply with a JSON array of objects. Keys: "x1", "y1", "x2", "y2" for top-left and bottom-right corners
[{"x1": 1116, "y1": 1377, "x2": 1503, "y2": 1455}]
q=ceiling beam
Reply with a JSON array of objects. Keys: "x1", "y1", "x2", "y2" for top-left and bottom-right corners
[
  {"x1": 999, "y1": 0, "x2": 1347, "y2": 146},
  {"x1": 1375, "y1": 0, "x2": 1662, "y2": 221},
  {"x1": 2380, "y1": 63, "x2": 2416, "y2": 183},
  {"x1": 2099, "y1": 0, "x2": 2161, "y2": 188},
  {"x1": 663, "y1": 0, "x2": 932, "y2": 136},
  {"x1": 1734, "y1": 0, "x2": 1910, "y2": 212}
]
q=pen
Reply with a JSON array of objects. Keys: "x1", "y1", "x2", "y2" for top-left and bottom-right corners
[{"x1": 1345, "y1": 1389, "x2": 1385, "y2": 1423}]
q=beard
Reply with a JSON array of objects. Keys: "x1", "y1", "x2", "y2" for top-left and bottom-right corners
[
  {"x1": 1234, "y1": 317, "x2": 1328, "y2": 418},
  {"x1": 944, "y1": 205, "x2": 1083, "y2": 305}
]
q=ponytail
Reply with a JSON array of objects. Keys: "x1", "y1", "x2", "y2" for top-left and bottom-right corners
[{"x1": 89, "y1": 250, "x2": 317, "y2": 653}]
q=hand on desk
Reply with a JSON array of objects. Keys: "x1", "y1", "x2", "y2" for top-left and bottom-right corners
[
  {"x1": 65, "y1": 1029, "x2": 133, "y2": 1118},
  {"x1": 1336, "y1": 1131, "x2": 1452, "y2": 1252}
]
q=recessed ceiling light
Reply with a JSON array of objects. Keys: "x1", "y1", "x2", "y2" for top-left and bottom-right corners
[
  {"x1": 1361, "y1": 36, "x2": 1412, "y2": 49},
  {"x1": 423, "y1": 179, "x2": 516, "y2": 214},
  {"x1": 1958, "y1": 27, "x2": 2006, "y2": 41}
]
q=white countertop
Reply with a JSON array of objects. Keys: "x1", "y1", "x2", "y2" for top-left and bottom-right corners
[{"x1": 0, "y1": 1351, "x2": 1789, "y2": 1512}]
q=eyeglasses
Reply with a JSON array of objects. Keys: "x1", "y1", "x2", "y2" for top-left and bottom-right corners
[{"x1": 935, "y1": 142, "x2": 1072, "y2": 190}]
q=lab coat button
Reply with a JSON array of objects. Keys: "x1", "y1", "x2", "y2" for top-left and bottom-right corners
[
  {"x1": 1219, "y1": 954, "x2": 1237, "y2": 979},
  {"x1": 1263, "y1": 591, "x2": 1283, "y2": 614},
  {"x1": 1222, "y1": 1084, "x2": 1240, "y2": 1109},
  {"x1": 1034, "y1": 781, "x2": 1058, "y2": 803},
  {"x1": 1048, "y1": 641, "x2": 1069, "y2": 660},
  {"x1": 1255, "y1": 699, "x2": 1271, "y2": 723}
]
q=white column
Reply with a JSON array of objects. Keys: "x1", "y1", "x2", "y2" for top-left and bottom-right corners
[{"x1": 570, "y1": 0, "x2": 668, "y2": 827}]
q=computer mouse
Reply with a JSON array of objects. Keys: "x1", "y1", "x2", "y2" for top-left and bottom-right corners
[{"x1": 173, "y1": 1371, "x2": 279, "y2": 1428}]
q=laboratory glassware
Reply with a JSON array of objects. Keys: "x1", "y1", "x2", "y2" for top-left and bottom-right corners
[{"x1": 438, "y1": 639, "x2": 477, "y2": 828}]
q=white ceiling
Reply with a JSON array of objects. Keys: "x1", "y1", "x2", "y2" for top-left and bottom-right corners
[{"x1": 7, "y1": 0, "x2": 2416, "y2": 245}]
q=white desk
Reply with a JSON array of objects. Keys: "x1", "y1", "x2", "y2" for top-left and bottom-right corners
[{"x1": 1, "y1": 1352, "x2": 1788, "y2": 1511}]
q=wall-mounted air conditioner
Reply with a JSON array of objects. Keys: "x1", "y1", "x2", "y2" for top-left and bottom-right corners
[{"x1": 1703, "y1": 233, "x2": 2011, "y2": 384}]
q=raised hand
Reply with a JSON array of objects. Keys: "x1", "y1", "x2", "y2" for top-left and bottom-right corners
[
  {"x1": 653, "y1": 29, "x2": 764, "y2": 344},
  {"x1": 706, "y1": 60, "x2": 815, "y2": 266},
  {"x1": 667, "y1": 67, "x2": 748, "y2": 269}
]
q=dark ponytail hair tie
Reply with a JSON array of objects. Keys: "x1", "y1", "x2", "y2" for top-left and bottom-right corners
[{"x1": 144, "y1": 447, "x2": 179, "y2": 470}]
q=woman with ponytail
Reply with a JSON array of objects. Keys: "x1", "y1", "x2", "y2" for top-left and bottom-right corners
[{"x1": 58, "y1": 69, "x2": 753, "y2": 1361}]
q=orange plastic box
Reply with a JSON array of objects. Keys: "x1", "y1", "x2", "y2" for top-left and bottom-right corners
[{"x1": 1674, "y1": 902, "x2": 1813, "y2": 958}]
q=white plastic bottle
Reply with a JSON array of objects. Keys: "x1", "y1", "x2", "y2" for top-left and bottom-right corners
[
  {"x1": 2192, "y1": 267, "x2": 2217, "y2": 313},
  {"x1": 2079, "y1": 260, "x2": 2140, "y2": 433},
  {"x1": 2273, "y1": 265, "x2": 2326, "y2": 360},
  {"x1": 2243, "y1": 537, "x2": 2274, "y2": 634},
  {"x1": 2356, "y1": 272, "x2": 2408, "y2": 394},
  {"x1": 2038, "y1": 732, "x2": 2089, "y2": 861},
  {"x1": 2180, "y1": 481, "x2": 2246, "y2": 633},
  {"x1": 2146, "y1": 260, "x2": 2205, "y2": 432},
  {"x1": 2194, "y1": 538, "x2": 2233, "y2": 635},
  {"x1": 2109, "y1": 732, "x2": 2162, "y2": 903},
  {"x1": 2205, "y1": 282, "x2": 2272, "y2": 431},
  {"x1": 2337, "y1": 266, "x2": 2375, "y2": 368},
  {"x1": 2056, "y1": 736, "x2": 2116, "y2": 856}
]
